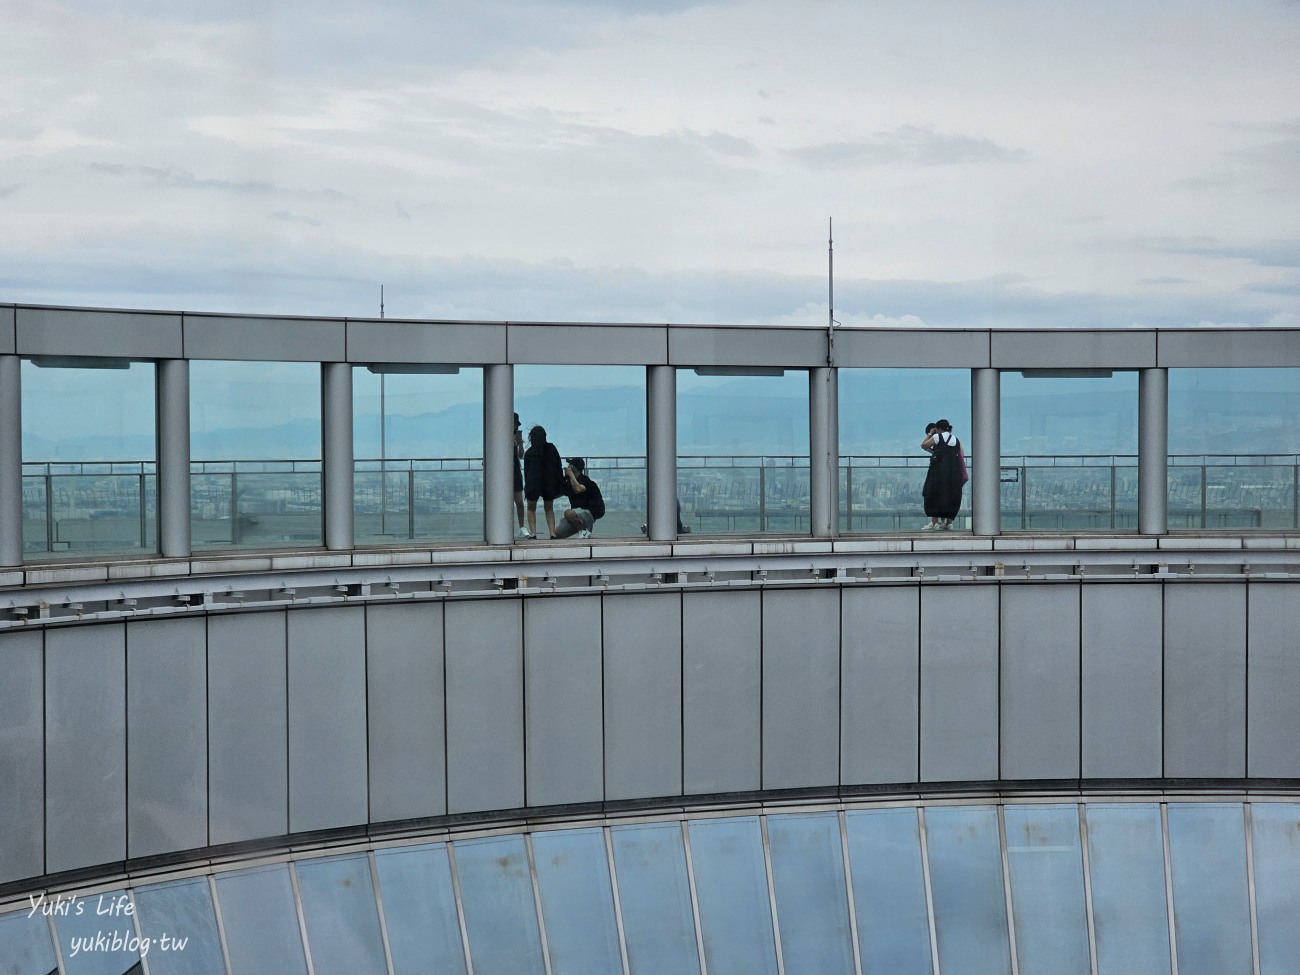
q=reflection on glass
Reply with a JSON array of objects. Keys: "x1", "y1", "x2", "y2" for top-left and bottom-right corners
[
  {"x1": 1000, "y1": 372, "x2": 1138, "y2": 530},
  {"x1": 1084, "y1": 804, "x2": 1171, "y2": 975},
  {"x1": 516, "y1": 365, "x2": 647, "y2": 537},
  {"x1": 295, "y1": 855, "x2": 387, "y2": 975},
  {"x1": 1168, "y1": 368, "x2": 1300, "y2": 529},
  {"x1": 133, "y1": 877, "x2": 226, "y2": 975},
  {"x1": 610, "y1": 824, "x2": 701, "y2": 975},
  {"x1": 190, "y1": 360, "x2": 322, "y2": 550},
  {"x1": 453, "y1": 836, "x2": 545, "y2": 975},
  {"x1": 531, "y1": 828, "x2": 622, "y2": 975},
  {"x1": 215, "y1": 865, "x2": 309, "y2": 975},
  {"x1": 924, "y1": 805, "x2": 1012, "y2": 975},
  {"x1": 52, "y1": 890, "x2": 140, "y2": 975},
  {"x1": 844, "y1": 808, "x2": 933, "y2": 975},
  {"x1": 765, "y1": 813, "x2": 855, "y2": 975},
  {"x1": 1166, "y1": 803, "x2": 1252, "y2": 975},
  {"x1": 687, "y1": 816, "x2": 778, "y2": 975},
  {"x1": 0, "y1": 907, "x2": 57, "y2": 975},
  {"x1": 1004, "y1": 804, "x2": 1089, "y2": 975},
  {"x1": 353, "y1": 367, "x2": 484, "y2": 544},
  {"x1": 373, "y1": 844, "x2": 468, "y2": 975},
  {"x1": 21, "y1": 359, "x2": 157, "y2": 559},
  {"x1": 677, "y1": 371, "x2": 809, "y2": 534},
  {"x1": 838, "y1": 368, "x2": 972, "y2": 532},
  {"x1": 1250, "y1": 803, "x2": 1300, "y2": 974}
]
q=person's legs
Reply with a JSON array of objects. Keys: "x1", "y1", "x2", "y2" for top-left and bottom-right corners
[
  {"x1": 543, "y1": 498, "x2": 557, "y2": 537},
  {"x1": 526, "y1": 498, "x2": 538, "y2": 537},
  {"x1": 514, "y1": 490, "x2": 526, "y2": 529},
  {"x1": 553, "y1": 507, "x2": 580, "y2": 539}
]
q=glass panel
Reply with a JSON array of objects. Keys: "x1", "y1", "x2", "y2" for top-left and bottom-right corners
[
  {"x1": 0, "y1": 907, "x2": 58, "y2": 975},
  {"x1": 1250, "y1": 803, "x2": 1300, "y2": 975},
  {"x1": 1166, "y1": 803, "x2": 1252, "y2": 975},
  {"x1": 190, "y1": 360, "x2": 322, "y2": 549},
  {"x1": 133, "y1": 877, "x2": 226, "y2": 974},
  {"x1": 531, "y1": 828, "x2": 622, "y2": 975},
  {"x1": 353, "y1": 367, "x2": 484, "y2": 544},
  {"x1": 1084, "y1": 803, "x2": 1171, "y2": 975},
  {"x1": 1000, "y1": 372, "x2": 1138, "y2": 530},
  {"x1": 373, "y1": 843, "x2": 468, "y2": 975},
  {"x1": 21, "y1": 359, "x2": 156, "y2": 559},
  {"x1": 687, "y1": 816, "x2": 779, "y2": 975},
  {"x1": 844, "y1": 808, "x2": 933, "y2": 975},
  {"x1": 214, "y1": 865, "x2": 309, "y2": 975},
  {"x1": 923, "y1": 805, "x2": 1012, "y2": 975},
  {"x1": 52, "y1": 890, "x2": 141, "y2": 975},
  {"x1": 677, "y1": 371, "x2": 809, "y2": 535},
  {"x1": 610, "y1": 823, "x2": 701, "y2": 975},
  {"x1": 295, "y1": 855, "x2": 387, "y2": 975},
  {"x1": 1003, "y1": 804, "x2": 1090, "y2": 975},
  {"x1": 765, "y1": 812, "x2": 855, "y2": 975},
  {"x1": 1168, "y1": 368, "x2": 1300, "y2": 530},
  {"x1": 515, "y1": 365, "x2": 646, "y2": 538},
  {"x1": 838, "y1": 368, "x2": 972, "y2": 532},
  {"x1": 453, "y1": 835, "x2": 545, "y2": 975}
]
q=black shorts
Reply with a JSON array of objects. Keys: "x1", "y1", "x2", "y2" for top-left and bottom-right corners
[{"x1": 525, "y1": 487, "x2": 561, "y2": 502}]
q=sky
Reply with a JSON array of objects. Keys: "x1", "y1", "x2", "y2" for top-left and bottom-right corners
[{"x1": 2, "y1": 0, "x2": 1299, "y2": 328}]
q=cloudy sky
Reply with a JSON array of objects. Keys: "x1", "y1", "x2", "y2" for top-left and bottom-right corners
[{"x1": 2, "y1": 0, "x2": 1298, "y2": 327}]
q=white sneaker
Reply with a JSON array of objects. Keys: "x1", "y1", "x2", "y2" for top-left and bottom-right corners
[
  {"x1": 921, "y1": 522, "x2": 937, "y2": 531},
  {"x1": 517, "y1": 526, "x2": 531, "y2": 538},
  {"x1": 577, "y1": 529, "x2": 592, "y2": 539},
  {"x1": 941, "y1": 521, "x2": 953, "y2": 530}
]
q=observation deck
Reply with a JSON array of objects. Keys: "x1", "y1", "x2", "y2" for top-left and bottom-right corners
[{"x1": 2, "y1": 304, "x2": 1300, "y2": 974}]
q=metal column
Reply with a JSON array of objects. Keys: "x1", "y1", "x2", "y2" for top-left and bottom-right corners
[
  {"x1": 322, "y1": 362, "x2": 354, "y2": 551},
  {"x1": 1138, "y1": 367, "x2": 1168, "y2": 535},
  {"x1": 156, "y1": 358, "x2": 191, "y2": 558},
  {"x1": 971, "y1": 368, "x2": 1001, "y2": 536},
  {"x1": 809, "y1": 366, "x2": 839, "y2": 537},
  {"x1": 0, "y1": 356, "x2": 22, "y2": 567},
  {"x1": 647, "y1": 365, "x2": 677, "y2": 541},
  {"x1": 484, "y1": 363, "x2": 515, "y2": 546}
]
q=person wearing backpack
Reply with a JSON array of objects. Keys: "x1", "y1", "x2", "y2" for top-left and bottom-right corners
[{"x1": 553, "y1": 457, "x2": 605, "y2": 539}]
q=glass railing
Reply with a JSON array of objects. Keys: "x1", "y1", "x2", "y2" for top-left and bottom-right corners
[
  {"x1": 354, "y1": 457, "x2": 484, "y2": 544},
  {"x1": 21, "y1": 461, "x2": 157, "y2": 558},
  {"x1": 16, "y1": 454, "x2": 1300, "y2": 558},
  {"x1": 191, "y1": 460, "x2": 323, "y2": 549},
  {"x1": 677, "y1": 454, "x2": 811, "y2": 533}
]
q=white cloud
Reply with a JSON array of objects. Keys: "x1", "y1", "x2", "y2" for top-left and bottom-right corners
[{"x1": 0, "y1": 0, "x2": 1297, "y2": 328}]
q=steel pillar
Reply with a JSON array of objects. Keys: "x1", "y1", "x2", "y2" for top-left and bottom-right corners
[
  {"x1": 1139, "y1": 367, "x2": 1168, "y2": 535},
  {"x1": 647, "y1": 365, "x2": 678, "y2": 541},
  {"x1": 484, "y1": 364, "x2": 515, "y2": 545},
  {"x1": 809, "y1": 367, "x2": 839, "y2": 537},
  {"x1": 322, "y1": 362, "x2": 354, "y2": 551},
  {"x1": 157, "y1": 358, "x2": 191, "y2": 558},
  {"x1": 0, "y1": 356, "x2": 22, "y2": 566},
  {"x1": 971, "y1": 368, "x2": 1001, "y2": 536}
]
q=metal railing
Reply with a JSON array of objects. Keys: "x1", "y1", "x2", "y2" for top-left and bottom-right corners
[{"x1": 18, "y1": 453, "x2": 1300, "y2": 558}]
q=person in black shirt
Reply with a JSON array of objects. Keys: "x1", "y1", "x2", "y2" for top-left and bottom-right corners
[
  {"x1": 522, "y1": 425, "x2": 563, "y2": 539},
  {"x1": 553, "y1": 457, "x2": 605, "y2": 539}
]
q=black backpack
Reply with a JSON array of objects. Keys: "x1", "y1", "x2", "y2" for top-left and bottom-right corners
[{"x1": 585, "y1": 478, "x2": 605, "y2": 520}]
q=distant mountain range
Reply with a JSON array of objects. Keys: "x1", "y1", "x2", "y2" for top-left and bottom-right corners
[{"x1": 21, "y1": 378, "x2": 1300, "y2": 461}]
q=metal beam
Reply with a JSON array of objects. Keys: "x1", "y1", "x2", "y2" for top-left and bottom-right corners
[
  {"x1": 484, "y1": 364, "x2": 515, "y2": 545},
  {"x1": 810, "y1": 367, "x2": 838, "y2": 537},
  {"x1": 322, "y1": 362, "x2": 354, "y2": 551},
  {"x1": 1139, "y1": 368, "x2": 1168, "y2": 535},
  {"x1": 971, "y1": 368, "x2": 1001, "y2": 536}
]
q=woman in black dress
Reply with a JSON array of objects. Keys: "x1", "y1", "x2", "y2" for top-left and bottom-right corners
[
  {"x1": 921, "y1": 418, "x2": 964, "y2": 530},
  {"x1": 522, "y1": 425, "x2": 564, "y2": 539}
]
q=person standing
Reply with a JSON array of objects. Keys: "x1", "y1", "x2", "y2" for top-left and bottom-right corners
[
  {"x1": 513, "y1": 413, "x2": 529, "y2": 538},
  {"x1": 921, "y1": 419, "x2": 964, "y2": 530},
  {"x1": 553, "y1": 457, "x2": 605, "y2": 539},
  {"x1": 522, "y1": 425, "x2": 563, "y2": 539}
]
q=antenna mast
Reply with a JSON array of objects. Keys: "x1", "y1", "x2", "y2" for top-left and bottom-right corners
[{"x1": 826, "y1": 218, "x2": 836, "y2": 367}]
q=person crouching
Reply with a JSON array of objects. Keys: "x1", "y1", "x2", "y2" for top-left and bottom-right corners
[{"x1": 553, "y1": 457, "x2": 605, "y2": 539}]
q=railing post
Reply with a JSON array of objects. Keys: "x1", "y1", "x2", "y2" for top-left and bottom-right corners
[
  {"x1": 809, "y1": 366, "x2": 838, "y2": 537},
  {"x1": 971, "y1": 368, "x2": 1001, "y2": 535},
  {"x1": 0, "y1": 355, "x2": 22, "y2": 566},
  {"x1": 156, "y1": 358, "x2": 191, "y2": 558},
  {"x1": 1138, "y1": 367, "x2": 1168, "y2": 535},
  {"x1": 845, "y1": 457, "x2": 853, "y2": 533},
  {"x1": 407, "y1": 467, "x2": 415, "y2": 540},
  {"x1": 646, "y1": 365, "x2": 677, "y2": 541},
  {"x1": 483, "y1": 364, "x2": 515, "y2": 545},
  {"x1": 230, "y1": 469, "x2": 239, "y2": 543},
  {"x1": 759, "y1": 463, "x2": 767, "y2": 532},
  {"x1": 322, "y1": 361, "x2": 354, "y2": 551}
]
